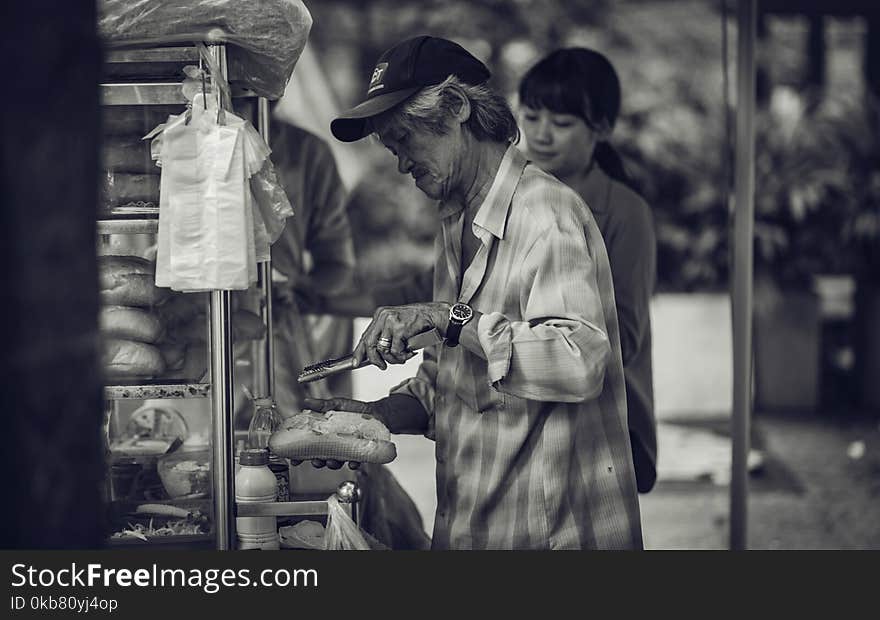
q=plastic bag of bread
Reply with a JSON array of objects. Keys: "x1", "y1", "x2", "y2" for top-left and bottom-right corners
[
  {"x1": 279, "y1": 520, "x2": 325, "y2": 550},
  {"x1": 269, "y1": 410, "x2": 396, "y2": 464}
]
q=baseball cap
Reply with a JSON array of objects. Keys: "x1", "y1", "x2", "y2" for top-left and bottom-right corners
[{"x1": 330, "y1": 35, "x2": 491, "y2": 142}]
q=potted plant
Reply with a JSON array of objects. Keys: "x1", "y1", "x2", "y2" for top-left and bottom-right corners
[{"x1": 751, "y1": 87, "x2": 862, "y2": 412}]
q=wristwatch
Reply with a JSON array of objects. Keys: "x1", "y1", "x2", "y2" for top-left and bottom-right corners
[{"x1": 445, "y1": 302, "x2": 474, "y2": 348}]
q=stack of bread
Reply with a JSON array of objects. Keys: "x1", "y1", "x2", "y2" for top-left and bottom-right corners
[
  {"x1": 99, "y1": 255, "x2": 168, "y2": 381},
  {"x1": 100, "y1": 106, "x2": 176, "y2": 214},
  {"x1": 99, "y1": 251, "x2": 268, "y2": 383}
]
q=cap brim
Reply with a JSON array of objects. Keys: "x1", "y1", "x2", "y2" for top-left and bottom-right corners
[{"x1": 330, "y1": 87, "x2": 421, "y2": 142}]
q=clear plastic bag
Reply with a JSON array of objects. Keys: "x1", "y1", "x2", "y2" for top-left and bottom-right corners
[
  {"x1": 98, "y1": 0, "x2": 312, "y2": 100},
  {"x1": 323, "y1": 495, "x2": 371, "y2": 551}
]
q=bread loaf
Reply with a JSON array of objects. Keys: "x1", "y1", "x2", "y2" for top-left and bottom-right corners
[
  {"x1": 162, "y1": 343, "x2": 207, "y2": 382},
  {"x1": 269, "y1": 410, "x2": 397, "y2": 464},
  {"x1": 99, "y1": 255, "x2": 165, "y2": 307},
  {"x1": 158, "y1": 342, "x2": 187, "y2": 371},
  {"x1": 101, "y1": 136, "x2": 156, "y2": 174},
  {"x1": 101, "y1": 105, "x2": 179, "y2": 136},
  {"x1": 102, "y1": 172, "x2": 160, "y2": 207},
  {"x1": 102, "y1": 338, "x2": 165, "y2": 380},
  {"x1": 99, "y1": 305, "x2": 164, "y2": 343}
]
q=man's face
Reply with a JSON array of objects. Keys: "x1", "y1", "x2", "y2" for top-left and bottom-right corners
[{"x1": 373, "y1": 115, "x2": 461, "y2": 201}]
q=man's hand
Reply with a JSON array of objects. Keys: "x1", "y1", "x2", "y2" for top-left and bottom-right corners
[
  {"x1": 353, "y1": 302, "x2": 450, "y2": 370},
  {"x1": 289, "y1": 397, "x2": 378, "y2": 470}
]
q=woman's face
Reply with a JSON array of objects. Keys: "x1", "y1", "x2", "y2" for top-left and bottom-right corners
[{"x1": 519, "y1": 106, "x2": 600, "y2": 179}]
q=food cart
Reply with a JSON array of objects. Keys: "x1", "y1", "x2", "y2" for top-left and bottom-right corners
[{"x1": 97, "y1": 0, "x2": 360, "y2": 551}]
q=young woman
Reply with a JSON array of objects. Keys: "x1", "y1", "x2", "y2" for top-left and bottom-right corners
[{"x1": 519, "y1": 48, "x2": 658, "y2": 493}]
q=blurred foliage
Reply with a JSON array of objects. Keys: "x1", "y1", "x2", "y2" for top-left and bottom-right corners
[
  {"x1": 752, "y1": 89, "x2": 880, "y2": 289},
  {"x1": 304, "y1": 0, "x2": 879, "y2": 292}
]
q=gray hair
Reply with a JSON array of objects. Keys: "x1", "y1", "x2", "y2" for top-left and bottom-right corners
[{"x1": 378, "y1": 75, "x2": 519, "y2": 144}]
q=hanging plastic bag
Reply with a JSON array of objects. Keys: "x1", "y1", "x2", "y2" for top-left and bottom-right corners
[
  {"x1": 155, "y1": 96, "x2": 256, "y2": 291},
  {"x1": 323, "y1": 495, "x2": 371, "y2": 550},
  {"x1": 195, "y1": 46, "x2": 294, "y2": 259},
  {"x1": 151, "y1": 50, "x2": 292, "y2": 291}
]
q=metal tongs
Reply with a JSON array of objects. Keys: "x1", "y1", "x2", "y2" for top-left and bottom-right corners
[{"x1": 298, "y1": 328, "x2": 443, "y2": 384}]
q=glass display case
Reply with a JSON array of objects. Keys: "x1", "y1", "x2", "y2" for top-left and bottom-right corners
[{"x1": 98, "y1": 41, "x2": 360, "y2": 550}]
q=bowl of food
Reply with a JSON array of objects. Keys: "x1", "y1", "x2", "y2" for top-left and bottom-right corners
[{"x1": 157, "y1": 447, "x2": 211, "y2": 499}]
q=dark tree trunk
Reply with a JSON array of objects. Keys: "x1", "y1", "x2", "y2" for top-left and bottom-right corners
[
  {"x1": 805, "y1": 13, "x2": 826, "y2": 91},
  {"x1": 0, "y1": 2, "x2": 105, "y2": 548},
  {"x1": 866, "y1": 10, "x2": 880, "y2": 100}
]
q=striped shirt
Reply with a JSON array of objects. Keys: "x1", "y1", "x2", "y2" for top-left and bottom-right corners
[{"x1": 390, "y1": 145, "x2": 643, "y2": 549}]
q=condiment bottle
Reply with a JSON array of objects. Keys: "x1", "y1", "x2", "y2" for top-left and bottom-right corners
[
  {"x1": 246, "y1": 397, "x2": 289, "y2": 502},
  {"x1": 235, "y1": 448, "x2": 279, "y2": 550},
  {"x1": 247, "y1": 397, "x2": 282, "y2": 450}
]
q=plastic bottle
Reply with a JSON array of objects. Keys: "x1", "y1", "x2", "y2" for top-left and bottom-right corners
[
  {"x1": 235, "y1": 448, "x2": 279, "y2": 550},
  {"x1": 247, "y1": 398, "x2": 282, "y2": 450},
  {"x1": 246, "y1": 397, "x2": 289, "y2": 502}
]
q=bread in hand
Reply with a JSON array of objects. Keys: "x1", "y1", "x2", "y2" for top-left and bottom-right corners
[{"x1": 269, "y1": 409, "x2": 396, "y2": 464}]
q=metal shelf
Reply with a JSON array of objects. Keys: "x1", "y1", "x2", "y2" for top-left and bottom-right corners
[
  {"x1": 104, "y1": 383, "x2": 211, "y2": 400},
  {"x1": 105, "y1": 47, "x2": 200, "y2": 64},
  {"x1": 101, "y1": 82, "x2": 259, "y2": 106},
  {"x1": 97, "y1": 218, "x2": 158, "y2": 235},
  {"x1": 236, "y1": 501, "x2": 330, "y2": 518}
]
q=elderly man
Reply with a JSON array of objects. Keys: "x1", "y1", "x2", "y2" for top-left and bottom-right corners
[{"x1": 307, "y1": 35, "x2": 642, "y2": 550}]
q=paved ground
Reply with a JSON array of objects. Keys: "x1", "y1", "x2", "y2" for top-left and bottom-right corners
[{"x1": 641, "y1": 411, "x2": 880, "y2": 549}]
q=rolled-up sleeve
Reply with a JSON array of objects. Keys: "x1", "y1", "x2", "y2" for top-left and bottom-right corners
[{"x1": 477, "y1": 207, "x2": 611, "y2": 403}]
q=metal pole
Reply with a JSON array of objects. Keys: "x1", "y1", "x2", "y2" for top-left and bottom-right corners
[
  {"x1": 208, "y1": 43, "x2": 236, "y2": 551},
  {"x1": 255, "y1": 97, "x2": 276, "y2": 399},
  {"x1": 210, "y1": 289, "x2": 236, "y2": 551},
  {"x1": 730, "y1": 0, "x2": 756, "y2": 551}
]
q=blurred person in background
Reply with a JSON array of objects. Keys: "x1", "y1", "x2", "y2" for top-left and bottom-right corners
[
  {"x1": 267, "y1": 117, "x2": 357, "y2": 415},
  {"x1": 518, "y1": 47, "x2": 658, "y2": 494},
  {"x1": 308, "y1": 35, "x2": 643, "y2": 550}
]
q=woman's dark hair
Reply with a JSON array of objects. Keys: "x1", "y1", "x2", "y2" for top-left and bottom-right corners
[{"x1": 518, "y1": 47, "x2": 634, "y2": 188}]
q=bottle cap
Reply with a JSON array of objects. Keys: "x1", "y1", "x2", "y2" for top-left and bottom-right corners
[{"x1": 239, "y1": 448, "x2": 269, "y2": 466}]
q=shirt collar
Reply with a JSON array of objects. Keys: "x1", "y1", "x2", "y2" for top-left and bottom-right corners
[
  {"x1": 472, "y1": 144, "x2": 527, "y2": 240},
  {"x1": 437, "y1": 144, "x2": 527, "y2": 240}
]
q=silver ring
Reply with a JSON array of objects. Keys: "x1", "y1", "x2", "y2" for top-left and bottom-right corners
[{"x1": 376, "y1": 337, "x2": 392, "y2": 350}]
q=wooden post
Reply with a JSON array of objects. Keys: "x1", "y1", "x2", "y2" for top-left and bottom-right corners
[{"x1": 0, "y1": 3, "x2": 104, "y2": 547}]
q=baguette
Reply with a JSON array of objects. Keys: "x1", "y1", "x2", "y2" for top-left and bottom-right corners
[
  {"x1": 102, "y1": 338, "x2": 165, "y2": 379},
  {"x1": 99, "y1": 305, "x2": 164, "y2": 343},
  {"x1": 102, "y1": 136, "x2": 156, "y2": 174},
  {"x1": 102, "y1": 172, "x2": 160, "y2": 207},
  {"x1": 269, "y1": 410, "x2": 396, "y2": 464},
  {"x1": 99, "y1": 255, "x2": 165, "y2": 307}
]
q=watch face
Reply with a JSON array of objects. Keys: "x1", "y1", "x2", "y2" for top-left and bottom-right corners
[{"x1": 451, "y1": 303, "x2": 473, "y2": 322}]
